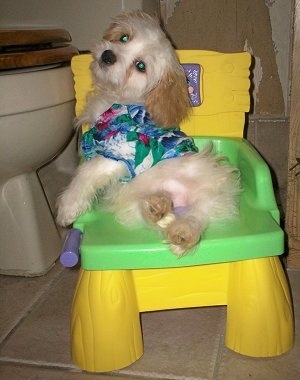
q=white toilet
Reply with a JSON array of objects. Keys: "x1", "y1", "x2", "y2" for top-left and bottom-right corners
[{"x1": 0, "y1": 29, "x2": 78, "y2": 276}]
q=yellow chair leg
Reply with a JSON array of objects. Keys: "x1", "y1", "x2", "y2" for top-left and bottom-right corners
[
  {"x1": 226, "y1": 256, "x2": 294, "y2": 357},
  {"x1": 71, "y1": 269, "x2": 143, "y2": 372}
]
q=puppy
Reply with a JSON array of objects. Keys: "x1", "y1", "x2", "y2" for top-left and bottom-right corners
[{"x1": 57, "y1": 10, "x2": 240, "y2": 256}]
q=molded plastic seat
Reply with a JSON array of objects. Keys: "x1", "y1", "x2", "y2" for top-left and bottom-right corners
[{"x1": 68, "y1": 51, "x2": 294, "y2": 372}]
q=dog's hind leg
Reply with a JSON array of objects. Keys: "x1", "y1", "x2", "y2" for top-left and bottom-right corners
[
  {"x1": 140, "y1": 192, "x2": 175, "y2": 227},
  {"x1": 140, "y1": 193, "x2": 205, "y2": 256},
  {"x1": 56, "y1": 157, "x2": 128, "y2": 226},
  {"x1": 166, "y1": 215, "x2": 207, "y2": 256}
]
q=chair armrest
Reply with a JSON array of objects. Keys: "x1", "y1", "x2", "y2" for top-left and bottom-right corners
[
  {"x1": 236, "y1": 139, "x2": 280, "y2": 222},
  {"x1": 193, "y1": 137, "x2": 280, "y2": 222}
]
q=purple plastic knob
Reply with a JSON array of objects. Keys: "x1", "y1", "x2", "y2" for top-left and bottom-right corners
[{"x1": 60, "y1": 228, "x2": 82, "y2": 267}]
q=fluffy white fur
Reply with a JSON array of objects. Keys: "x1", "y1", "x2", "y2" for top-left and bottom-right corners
[{"x1": 57, "y1": 10, "x2": 240, "y2": 256}]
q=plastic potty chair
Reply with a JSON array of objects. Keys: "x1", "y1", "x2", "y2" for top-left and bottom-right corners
[{"x1": 65, "y1": 51, "x2": 294, "y2": 372}]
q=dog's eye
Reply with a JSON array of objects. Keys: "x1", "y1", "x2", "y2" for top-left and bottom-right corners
[
  {"x1": 120, "y1": 34, "x2": 129, "y2": 43},
  {"x1": 135, "y1": 61, "x2": 146, "y2": 72}
]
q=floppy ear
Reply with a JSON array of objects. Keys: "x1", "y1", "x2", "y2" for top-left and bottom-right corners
[{"x1": 145, "y1": 66, "x2": 191, "y2": 128}]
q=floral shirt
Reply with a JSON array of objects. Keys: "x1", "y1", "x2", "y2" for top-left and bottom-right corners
[{"x1": 81, "y1": 104, "x2": 198, "y2": 179}]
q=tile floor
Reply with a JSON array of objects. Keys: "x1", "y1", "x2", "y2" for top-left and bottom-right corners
[{"x1": 0, "y1": 263, "x2": 299, "y2": 380}]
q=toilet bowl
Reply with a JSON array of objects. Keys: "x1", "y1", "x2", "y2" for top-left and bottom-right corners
[{"x1": 0, "y1": 29, "x2": 78, "y2": 276}]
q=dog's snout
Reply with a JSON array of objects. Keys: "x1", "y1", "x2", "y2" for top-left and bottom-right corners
[{"x1": 101, "y1": 50, "x2": 116, "y2": 65}]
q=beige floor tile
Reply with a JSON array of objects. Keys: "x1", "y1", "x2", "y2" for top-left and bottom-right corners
[
  {"x1": 215, "y1": 270, "x2": 300, "y2": 380},
  {"x1": 119, "y1": 306, "x2": 226, "y2": 379},
  {"x1": 0, "y1": 264, "x2": 64, "y2": 343},
  {"x1": 0, "y1": 267, "x2": 78, "y2": 366},
  {"x1": 0, "y1": 362, "x2": 138, "y2": 380},
  {"x1": 215, "y1": 346, "x2": 300, "y2": 380}
]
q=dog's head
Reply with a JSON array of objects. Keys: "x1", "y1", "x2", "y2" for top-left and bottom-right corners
[{"x1": 91, "y1": 10, "x2": 190, "y2": 127}]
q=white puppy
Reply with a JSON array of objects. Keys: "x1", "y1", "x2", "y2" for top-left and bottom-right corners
[{"x1": 57, "y1": 10, "x2": 240, "y2": 256}]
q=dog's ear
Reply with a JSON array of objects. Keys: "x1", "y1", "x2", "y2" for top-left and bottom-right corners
[{"x1": 145, "y1": 67, "x2": 190, "y2": 128}]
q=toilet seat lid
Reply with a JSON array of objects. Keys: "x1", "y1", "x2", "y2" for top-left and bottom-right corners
[{"x1": 0, "y1": 29, "x2": 78, "y2": 69}]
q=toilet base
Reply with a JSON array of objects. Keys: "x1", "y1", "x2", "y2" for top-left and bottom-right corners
[{"x1": 0, "y1": 172, "x2": 62, "y2": 276}]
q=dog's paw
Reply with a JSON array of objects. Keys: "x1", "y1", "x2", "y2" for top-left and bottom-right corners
[
  {"x1": 56, "y1": 194, "x2": 91, "y2": 227},
  {"x1": 166, "y1": 217, "x2": 202, "y2": 256},
  {"x1": 56, "y1": 207, "x2": 77, "y2": 227},
  {"x1": 141, "y1": 193, "x2": 173, "y2": 225}
]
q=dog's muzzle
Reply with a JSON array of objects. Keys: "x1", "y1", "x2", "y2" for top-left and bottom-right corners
[{"x1": 101, "y1": 50, "x2": 117, "y2": 65}]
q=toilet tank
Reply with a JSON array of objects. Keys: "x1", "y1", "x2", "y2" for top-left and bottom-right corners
[{"x1": 0, "y1": 64, "x2": 75, "y2": 116}]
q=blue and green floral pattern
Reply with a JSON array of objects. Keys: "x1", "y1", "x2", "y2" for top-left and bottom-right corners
[{"x1": 81, "y1": 104, "x2": 198, "y2": 179}]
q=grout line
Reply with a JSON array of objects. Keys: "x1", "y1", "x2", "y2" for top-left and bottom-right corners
[
  {"x1": 248, "y1": 116, "x2": 289, "y2": 123},
  {"x1": 211, "y1": 309, "x2": 226, "y2": 380},
  {"x1": 0, "y1": 264, "x2": 65, "y2": 347},
  {"x1": 0, "y1": 356, "x2": 78, "y2": 371},
  {"x1": 0, "y1": 357, "x2": 205, "y2": 379},
  {"x1": 118, "y1": 368, "x2": 203, "y2": 380},
  {"x1": 207, "y1": 307, "x2": 226, "y2": 380}
]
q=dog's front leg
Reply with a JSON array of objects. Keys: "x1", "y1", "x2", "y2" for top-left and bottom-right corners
[{"x1": 56, "y1": 157, "x2": 128, "y2": 226}]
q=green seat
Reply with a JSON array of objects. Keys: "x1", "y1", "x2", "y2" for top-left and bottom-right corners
[{"x1": 74, "y1": 136, "x2": 283, "y2": 270}]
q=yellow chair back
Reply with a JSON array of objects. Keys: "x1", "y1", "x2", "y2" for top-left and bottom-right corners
[{"x1": 71, "y1": 50, "x2": 251, "y2": 136}]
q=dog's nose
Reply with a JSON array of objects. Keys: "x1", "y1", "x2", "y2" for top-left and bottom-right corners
[{"x1": 101, "y1": 50, "x2": 116, "y2": 65}]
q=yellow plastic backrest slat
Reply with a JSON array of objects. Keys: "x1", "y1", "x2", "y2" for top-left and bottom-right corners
[
  {"x1": 177, "y1": 50, "x2": 251, "y2": 137},
  {"x1": 71, "y1": 54, "x2": 93, "y2": 133},
  {"x1": 71, "y1": 50, "x2": 251, "y2": 137}
]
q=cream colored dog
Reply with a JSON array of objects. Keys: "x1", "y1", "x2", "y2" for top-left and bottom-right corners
[{"x1": 57, "y1": 10, "x2": 240, "y2": 255}]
